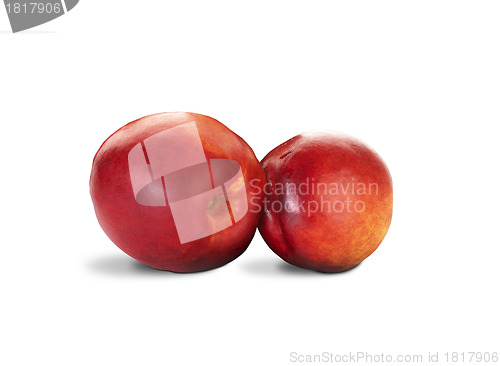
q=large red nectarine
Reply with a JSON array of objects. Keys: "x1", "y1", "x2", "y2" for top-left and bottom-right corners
[
  {"x1": 90, "y1": 112, "x2": 266, "y2": 272},
  {"x1": 259, "y1": 132, "x2": 393, "y2": 272}
]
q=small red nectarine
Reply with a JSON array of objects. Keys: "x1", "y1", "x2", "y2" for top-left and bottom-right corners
[{"x1": 259, "y1": 132, "x2": 393, "y2": 272}]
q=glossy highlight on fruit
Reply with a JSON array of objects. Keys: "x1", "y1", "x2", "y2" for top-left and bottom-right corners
[
  {"x1": 259, "y1": 132, "x2": 393, "y2": 273},
  {"x1": 90, "y1": 112, "x2": 266, "y2": 272}
]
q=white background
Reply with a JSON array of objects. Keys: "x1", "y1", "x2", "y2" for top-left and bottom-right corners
[{"x1": 1, "y1": 1, "x2": 499, "y2": 365}]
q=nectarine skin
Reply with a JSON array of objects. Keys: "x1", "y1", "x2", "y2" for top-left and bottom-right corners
[
  {"x1": 90, "y1": 113, "x2": 266, "y2": 272},
  {"x1": 259, "y1": 132, "x2": 393, "y2": 273}
]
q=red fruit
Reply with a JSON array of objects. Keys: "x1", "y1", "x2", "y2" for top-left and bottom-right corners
[
  {"x1": 259, "y1": 132, "x2": 393, "y2": 273},
  {"x1": 90, "y1": 112, "x2": 266, "y2": 272}
]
